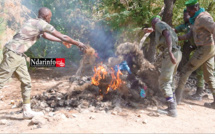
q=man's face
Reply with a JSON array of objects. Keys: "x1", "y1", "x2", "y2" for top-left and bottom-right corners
[
  {"x1": 187, "y1": 7, "x2": 196, "y2": 17},
  {"x1": 46, "y1": 12, "x2": 52, "y2": 23},
  {"x1": 183, "y1": 12, "x2": 190, "y2": 23}
]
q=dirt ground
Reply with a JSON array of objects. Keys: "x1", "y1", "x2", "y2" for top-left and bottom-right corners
[{"x1": 0, "y1": 67, "x2": 215, "y2": 133}]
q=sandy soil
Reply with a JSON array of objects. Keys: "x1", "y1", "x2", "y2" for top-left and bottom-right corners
[{"x1": 0, "y1": 68, "x2": 215, "y2": 133}]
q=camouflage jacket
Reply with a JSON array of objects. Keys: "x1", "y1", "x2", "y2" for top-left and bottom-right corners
[
  {"x1": 155, "y1": 21, "x2": 179, "y2": 51},
  {"x1": 5, "y1": 18, "x2": 55, "y2": 53},
  {"x1": 175, "y1": 23, "x2": 190, "y2": 33},
  {"x1": 192, "y1": 11, "x2": 215, "y2": 46},
  {"x1": 175, "y1": 23, "x2": 195, "y2": 46}
]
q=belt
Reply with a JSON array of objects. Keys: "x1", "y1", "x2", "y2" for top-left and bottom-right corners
[{"x1": 4, "y1": 47, "x2": 27, "y2": 58}]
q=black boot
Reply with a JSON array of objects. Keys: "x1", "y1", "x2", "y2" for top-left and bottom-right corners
[
  {"x1": 175, "y1": 88, "x2": 184, "y2": 104},
  {"x1": 204, "y1": 94, "x2": 215, "y2": 109},
  {"x1": 158, "y1": 101, "x2": 177, "y2": 117},
  {"x1": 189, "y1": 87, "x2": 204, "y2": 101}
]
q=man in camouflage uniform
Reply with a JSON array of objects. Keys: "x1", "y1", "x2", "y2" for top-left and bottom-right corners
[
  {"x1": 0, "y1": 7, "x2": 87, "y2": 119},
  {"x1": 144, "y1": 16, "x2": 182, "y2": 117},
  {"x1": 175, "y1": 9, "x2": 205, "y2": 101},
  {"x1": 176, "y1": 0, "x2": 215, "y2": 109}
]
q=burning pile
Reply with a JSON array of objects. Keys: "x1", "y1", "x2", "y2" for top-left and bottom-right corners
[
  {"x1": 30, "y1": 42, "x2": 160, "y2": 113},
  {"x1": 91, "y1": 64, "x2": 124, "y2": 95},
  {"x1": 114, "y1": 42, "x2": 160, "y2": 95},
  {"x1": 79, "y1": 42, "x2": 160, "y2": 98}
]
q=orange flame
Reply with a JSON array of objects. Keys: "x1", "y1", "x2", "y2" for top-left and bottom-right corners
[
  {"x1": 91, "y1": 65, "x2": 108, "y2": 86},
  {"x1": 91, "y1": 64, "x2": 123, "y2": 94},
  {"x1": 108, "y1": 67, "x2": 123, "y2": 90}
]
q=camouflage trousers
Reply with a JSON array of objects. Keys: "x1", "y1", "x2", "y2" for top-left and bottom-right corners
[
  {"x1": 196, "y1": 66, "x2": 204, "y2": 88},
  {"x1": 159, "y1": 49, "x2": 182, "y2": 98},
  {"x1": 189, "y1": 49, "x2": 204, "y2": 88},
  {"x1": 180, "y1": 41, "x2": 204, "y2": 88},
  {"x1": 177, "y1": 45, "x2": 215, "y2": 95},
  {"x1": 0, "y1": 48, "x2": 31, "y2": 104}
]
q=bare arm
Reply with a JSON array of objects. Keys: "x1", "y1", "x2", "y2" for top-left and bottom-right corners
[
  {"x1": 51, "y1": 30, "x2": 81, "y2": 46},
  {"x1": 178, "y1": 30, "x2": 193, "y2": 41},
  {"x1": 50, "y1": 29, "x2": 87, "y2": 51},
  {"x1": 163, "y1": 30, "x2": 176, "y2": 64},
  {"x1": 42, "y1": 32, "x2": 71, "y2": 48},
  {"x1": 42, "y1": 32, "x2": 61, "y2": 42}
]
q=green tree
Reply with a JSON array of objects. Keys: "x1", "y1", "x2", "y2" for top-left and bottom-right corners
[{"x1": 1, "y1": 0, "x2": 215, "y2": 63}]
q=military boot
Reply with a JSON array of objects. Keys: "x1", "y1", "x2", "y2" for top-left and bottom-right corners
[
  {"x1": 158, "y1": 100, "x2": 177, "y2": 117},
  {"x1": 204, "y1": 94, "x2": 215, "y2": 109},
  {"x1": 189, "y1": 87, "x2": 204, "y2": 101}
]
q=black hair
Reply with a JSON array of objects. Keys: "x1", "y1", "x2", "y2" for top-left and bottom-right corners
[{"x1": 38, "y1": 7, "x2": 51, "y2": 19}]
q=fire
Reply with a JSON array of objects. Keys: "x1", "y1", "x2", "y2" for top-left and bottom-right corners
[
  {"x1": 91, "y1": 64, "x2": 123, "y2": 94},
  {"x1": 108, "y1": 67, "x2": 123, "y2": 90},
  {"x1": 91, "y1": 65, "x2": 108, "y2": 86}
]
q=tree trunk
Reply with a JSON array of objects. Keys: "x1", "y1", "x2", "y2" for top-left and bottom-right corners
[
  {"x1": 162, "y1": 0, "x2": 176, "y2": 26},
  {"x1": 178, "y1": 41, "x2": 194, "y2": 72},
  {"x1": 143, "y1": 32, "x2": 156, "y2": 63}
]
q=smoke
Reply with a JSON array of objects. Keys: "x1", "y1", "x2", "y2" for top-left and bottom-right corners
[
  {"x1": 21, "y1": 0, "x2": 116, "y2": 64},
  {"x1": 89, "y1": 25, "x2": 115, "y2": 60}
]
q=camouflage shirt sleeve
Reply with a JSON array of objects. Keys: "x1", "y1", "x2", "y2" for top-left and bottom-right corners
[
  {"x1": 155, "y1": 22, "x2": 167, "y2": 35},
  {"x1": 37, "y1": 19, "x2": 56, "y2": 33},
  {"x1": 175, "y1": 24, "x2": 185, "y2": 33},
  {"x1": 198, "y1": 15, "x2": 215, "y2": 40}
]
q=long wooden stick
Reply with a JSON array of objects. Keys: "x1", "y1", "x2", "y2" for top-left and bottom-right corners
[{"x1": 139, "y1": 32, "x2": 151, "y2": 49}]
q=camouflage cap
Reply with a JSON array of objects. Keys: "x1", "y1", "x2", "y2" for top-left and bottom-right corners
[
  {"x1": 150, "y1": 15, "x2": 161, "y2": 23},
  {"x1": 185, "y1": 0, "x2": 198, "y2": 7}
]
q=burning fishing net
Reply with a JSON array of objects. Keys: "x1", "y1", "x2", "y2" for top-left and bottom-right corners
[{"x1": 91, "y1": 64, "x2": 124, "y2": 95}]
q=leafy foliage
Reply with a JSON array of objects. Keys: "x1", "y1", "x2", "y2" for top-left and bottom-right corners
[
  {"x1": 97, "y1": 0, "x2": 163, "y2": 42},
  {"x1": 1, "y1": 0, "x2": 215, "y2": 63}
]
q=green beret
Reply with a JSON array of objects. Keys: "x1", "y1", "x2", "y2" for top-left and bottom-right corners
[
  {"x1": 150, "y1": 15, "x2": 161, "y2": 22},
  {"x1": 185, "y1": 0, "x2": 198, "y2": 7}
]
